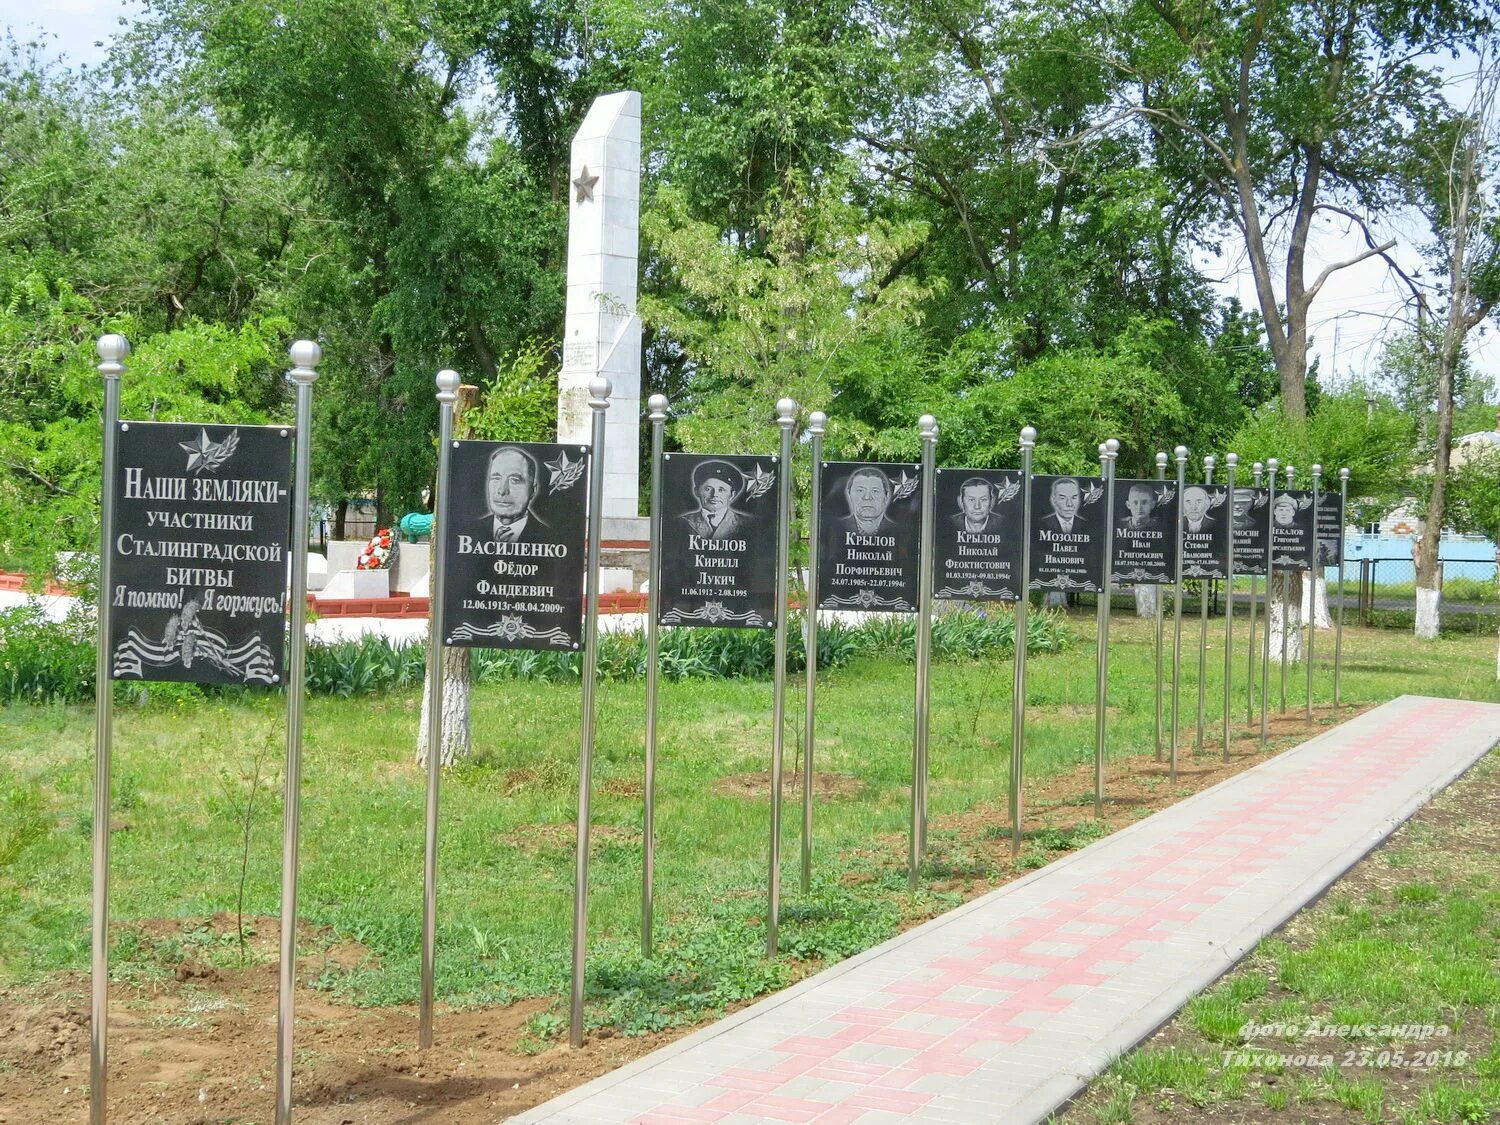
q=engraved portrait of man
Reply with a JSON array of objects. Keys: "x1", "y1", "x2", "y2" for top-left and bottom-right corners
[
  {"x1": 1272, "y1": 492, "x2": 1299, "y2": 528},
  {"x1": 1121, "y1": 483, "x2": 1162, "y2": 532},
  {"x1": 477, "y1": 445, "x2": 549, "y2": 543},
  {"x1": 679, "y1": 460, "x2": 752, "y2": 540},
  {"x1": 1038, "y1": 477, "x2": 1090, "y2": 533},
  {"x1": 1182, "y1": 486, "x2": 1217, "y2": 532},
  {"x1": 951, "y1": 477, "x2": 1004, "y2": 532},
  {"x1": 836, "y1": 466, "x2": 899, "y2": 535}
]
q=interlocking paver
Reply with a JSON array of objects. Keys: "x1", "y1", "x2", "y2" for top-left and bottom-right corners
[{"x1": 513, "y1": 696, "x2": 1500, "y2": 1124}]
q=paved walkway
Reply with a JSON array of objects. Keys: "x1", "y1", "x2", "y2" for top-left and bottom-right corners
[{"x1": 515, "y1": 695, "x2": 1500, "y2": 1125}]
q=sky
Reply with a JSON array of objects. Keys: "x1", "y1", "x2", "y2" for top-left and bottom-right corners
[{"x1": 5, "y1": 0, "x2": 1497, "y2": 409}]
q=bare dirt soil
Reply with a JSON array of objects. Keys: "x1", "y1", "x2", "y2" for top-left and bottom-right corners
[{"x1": 0, "y1": 706, "x2": 1357, "y2": 1124}]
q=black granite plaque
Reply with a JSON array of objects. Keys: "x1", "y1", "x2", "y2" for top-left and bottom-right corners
[
  {"x1": 1110, "y1": 478, "x2": 1179, "y2": 585},
  {"x1": 657, "y1": 453, "x2": 778, "y2": 628},
  {"x1": 108, "y1": 421, "x2": 292, "y2": 685},
  {"x1": 1029, "y1": 475, "x2": 1106, "y2": 593},
  {"x1": 1315, "y1": 489, "x2": 1345, "y2": 568},
  {"x1": 1180, "y1": 483, "x2": 1230, "y2": 580},
  {"x1": 1269, "y1": 489, "x2": 1317, "y2": 570},
  {"x1": 817, "y1": 461, "x2": 921, "y2": 612},
  {"x1": 441, "y1": 440, "x2": 588, "y2": 650},
  {"x1": 1231, "y1": 487, "x2": 1270, "y2": 576},
  {"x1": 932, "y1": 468, "x2": 1024, "y2": 601}
]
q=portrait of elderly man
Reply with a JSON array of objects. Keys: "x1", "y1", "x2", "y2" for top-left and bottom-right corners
[
  {"x1": 1181, "y1": 486, "x2": 1218, "y2": 533},
  {"x1": 1121, "y1": 483, "x2": 1161, "y2": 532},
  {"x1": 836, "y1": 466, "x2": 900, "y2": 535},
  {"x1": 680, "y1": 460, "x2": 753, "y2": 540},
  {"x1": 477, "y1": 445, "x2": 549, "y2": 543},
  {"x1": 951, "y1": 477, "x2": 1005, "y2": 532},
  {"x1": 1272, "y1": 492, "x2": 1300, "y2": 528},
  {"x1": 1038, "y1": 477, "x2": 1091, "y2": 533}
]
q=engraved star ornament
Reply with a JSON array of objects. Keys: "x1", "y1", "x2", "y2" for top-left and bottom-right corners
[
  {"x1": 179, "y1": 428, "x2": 238, "y2": 473},
  {"x1": 572, "y1": 165, "x2": 599, "y2": 203},
  {"x1": 544, "y1": 448, "x2": 586, "y2": 493}
]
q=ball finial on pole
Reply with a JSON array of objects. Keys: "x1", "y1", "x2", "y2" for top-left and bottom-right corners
[
  {"x1": 808, "y1": 410, "x2": 827, "y2": 435},
  {"x1": 1226, "y1": 452, "x2": 1239, "y2": 468},
  {"x1": 435, "y1": 369, "x2": 460, "y2": 402},
  {"x1": 919, "y1": 413, "x2": 938, "y2": 438},
  {"x1": 588, "y1": 376, "x2": 612, "y2": 407},
  {"x1": 288, "y1": 341, "x2": 322, "y2": 387},
  {"x1": 97, "y1": 334, "x2": 131, "y2": 365},
  {"x1": 1020, "y1": 425, "x2": 1038, "y2": 447},
  {"x1": 777, "y1": 397, "x2": 799, "y2": 425},
  {"x1": 647, "y1": 393, "x2": 669, "y2": 419},
  {"x1": 1156, "y1": 451, "x2": 1168, "y2": 470}
]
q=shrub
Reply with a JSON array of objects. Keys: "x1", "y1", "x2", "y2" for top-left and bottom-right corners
[{"x1": 0, "y1": 603, "x2": 1069, "y2": 704}]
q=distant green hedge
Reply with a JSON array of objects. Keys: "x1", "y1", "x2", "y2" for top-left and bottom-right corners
[{"x1": 0, "y1": 604, "x2": 1069, "y2": 705}]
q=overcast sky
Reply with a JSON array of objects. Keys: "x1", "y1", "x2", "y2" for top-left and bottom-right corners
[{"x1": 6, "y1": 0, "x2": 1496, "y2": 406}]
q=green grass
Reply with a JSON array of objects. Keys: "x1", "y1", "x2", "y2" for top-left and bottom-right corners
[
  {"x1": 1068, "y1": 749, "x2": 1500, "y2": 1124},
  {"x1": 3, "y1": 613, "x2": 1499, "y2": 1049}
]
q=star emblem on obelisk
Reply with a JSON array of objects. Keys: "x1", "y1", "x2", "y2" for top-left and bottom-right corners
[{"x1": 572, "y1": 165, "x2": 599, "y2": 203}]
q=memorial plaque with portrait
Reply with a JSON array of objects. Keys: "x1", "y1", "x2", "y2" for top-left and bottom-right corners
[
  {"x1": 1109, "y1": 478, "x2": 1178, "y2": 585},
  {"x1": 1268, "y1": 489, "x2": 1317, "y2": 570},
  {"x1": 817, "y1": 461, "x2": 921, "y2": 612},
  {"x1": 107, "y1": 421, "x2": 292, "y2": 686},
  {"x1": 1231, "y1": 487, "x2": 1270, "y2": 576},
  {"x1": 441, "y1": 440, "x2": 589, "y2": 650},
  {"x1": 932, "y1": 468, "x2": 1024, "y2": 601},
  {"x1": 657, "y1": 453, "x2": 778, "y2": 628},
  {"x1": 1315, "y1": 489, "x2": 1345, "y2": 568},
  {"x1": 1029, "y1": 474, "x2": 1107, "y2": 593},
  {"x1": 1179, "y1": 483, "x2": 1231, "y2": 580}
]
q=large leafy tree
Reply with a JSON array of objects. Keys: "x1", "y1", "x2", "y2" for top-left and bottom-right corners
[{"x1": 1110, "y1": 0, "x2": 1497, "y2": 423}]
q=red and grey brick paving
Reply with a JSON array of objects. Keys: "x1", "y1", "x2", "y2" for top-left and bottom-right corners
[{"x1": 513, "y1": 695, "x2": 1500, "y2": 1124}]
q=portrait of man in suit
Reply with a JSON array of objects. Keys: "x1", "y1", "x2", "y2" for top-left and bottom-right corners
[
  {"x1": 1182, "y1": 486, "x2": 1216, "y2": 532},
  {"x1": 1121, "y1": 483, "x2": 1161, "y2": 532},
  {"x1": 479, "y1": 445, "x2": 549, "y2": 542},
  {"x1": 951, "y1": 477, "x2": 1004, "y2": 532},
  {"x1": 1038, "y1": 477, "x2": 1089, "y2": 533},
  {"x1": 837, "y1": 466, "x2": 899, "y2": 535},
  {"x1": 680, "y1": 460, "x2": 752, "y2": 540}
]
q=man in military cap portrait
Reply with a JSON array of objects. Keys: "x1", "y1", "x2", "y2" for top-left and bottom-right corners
[{"x1": 680, "y1": 460, "x2": 753, "y2": 540}]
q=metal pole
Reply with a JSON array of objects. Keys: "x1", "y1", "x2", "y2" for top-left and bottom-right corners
[
  {"x1": 276, "y1": 341, "x2": 321, "y2": 1123},
  {"x1": 1334, "y1": 468, "x2": 1349, "y2": 710},
  {"x1": 1307, "y1": 465, "x2": 1321, "y2": 722},
  {"x1": 1280, "y1": 464, "x2": 1295, "y2": 714},
  {"x1": 1170, "y1": 445, "x2": 1188, "y2": 782},
  {"x1": 1153, "y1": 451, "x2": 1167, "y2": 762},
  {"x1": 802, "y1": 412, "x2": 825, "y2": 893},
  {"x1": 1222, "y1": 454, "x2": 1237, "y2": 760},
  {"x1": 91, "y1": 333, "x2": 128, "y2": 1125},
  {"x1": 418, "y1": 369, "x2": 457, "y2": 1053},
  {"x1": 643, "y1": 395, "x2": 667, "y2": 957},
  {"x1": 768, "y1": 398, "x2": 797, "y2": 955},
  {"x1": 909, "y1": 414, "x2": 938, "y2": 883},
  {"x1": 1260, "y1": 460, "x2": 1279, "y2": 748},
  {"x1": 1196, "y1": 455, "x2": 1215, "y2": 755},
  {"x1": 570, "y1": 376, "x2": 612, "y2": 1048},
  {"x1": 1011, "y1": 427, "x2": 1036, "y2": 855},
  {"x1": 1094, "y1": 438, "x2": 1118, "y2": 817},
  {"x1": 1247, "y1": 463, "x2": 1262, "y2": 726}
]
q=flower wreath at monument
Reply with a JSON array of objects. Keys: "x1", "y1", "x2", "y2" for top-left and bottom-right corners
[{"x1": 356, "y1": 528, "x2": 397, "y2": 571}]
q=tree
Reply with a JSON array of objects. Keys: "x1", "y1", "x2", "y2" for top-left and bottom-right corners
[
  {"x1": 1112, "y1": 0, "x2": 1495, "y2": 422},
  {"x1": 1405, "y1": 56, "x2": 1500, "y2": 638}
]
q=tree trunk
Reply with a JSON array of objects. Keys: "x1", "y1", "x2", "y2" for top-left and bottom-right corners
[
  {"x1": 416, "y1": 383, "x2": 481, "y2": 766},
  {"x1": 334, "y1": 498, "x2": 348, "y2": 541},
  {"x1": 417, "y1": 645, "x2": 473, "y2": 767},
  {"x1": 1301, "y1": 574, "x2": 1331, "y2": 629},
  {"x1": 1268, "y1": 572, "x2": 1305, "y2": 663},
  {"x1": 1134, "y1": 584, "x2": 1158, "y2": 617}
]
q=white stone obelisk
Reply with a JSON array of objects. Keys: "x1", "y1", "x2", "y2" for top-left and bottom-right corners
[{"x1": 558, "y1": 91, "x2": 642, "y2": 529}]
